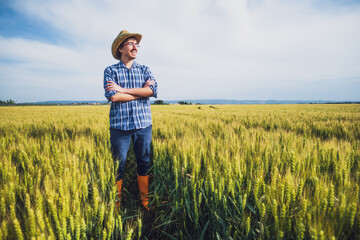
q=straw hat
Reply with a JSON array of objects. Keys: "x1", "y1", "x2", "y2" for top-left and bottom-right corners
[{"x1": 111, "y1": 30, "x2": 142, "y2": 60}]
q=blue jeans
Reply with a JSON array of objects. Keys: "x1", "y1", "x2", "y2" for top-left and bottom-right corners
[{"x1": 110, "y1": 125, "x2": 152, "y2": 181}]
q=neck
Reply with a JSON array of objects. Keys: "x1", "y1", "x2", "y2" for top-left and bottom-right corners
[{"x1": 120, "y1": 58, "x2": 134, "y2": 69}]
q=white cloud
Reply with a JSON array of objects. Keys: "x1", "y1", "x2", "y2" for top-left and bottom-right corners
[{"x1": 1, "y1": 0, "x2": 359, "y2": 102}]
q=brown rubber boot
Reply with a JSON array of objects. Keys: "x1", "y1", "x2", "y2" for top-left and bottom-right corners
[
  {"x1": 115, "y1": 180, "x2": 123, "y2": 207},
  {"x1": 137, "y1": 175, "x2": 150, "y2": 210}
]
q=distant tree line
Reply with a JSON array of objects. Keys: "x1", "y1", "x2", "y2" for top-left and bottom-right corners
[
  {"x1": 0, "y1": 99, "x2": 16, "y2": 104},
  {"x1": 153, "y1": 100, "x2": 169, "y2": 105},
  {"x1": 178, "y1": 101, "x2": 192, "y2": 105},
  {"x1": 153, "y1": 100, "x2": 203, "y2": 105}
]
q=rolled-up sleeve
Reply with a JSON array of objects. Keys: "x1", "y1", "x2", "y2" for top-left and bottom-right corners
[
  {"x1": 144, "y1": 67, "x2": 158, "y2": 98},
  {"x1": 104, "y1": 67, "x2": 117, "y2": 101}
]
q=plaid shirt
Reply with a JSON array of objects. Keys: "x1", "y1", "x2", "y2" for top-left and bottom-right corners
[{"x1": 104, "y1": 60, "x2": 158, "y2": 130}]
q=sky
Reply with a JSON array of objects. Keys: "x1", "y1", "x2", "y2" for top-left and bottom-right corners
[{"x1": 0, "y1": 0, "x2": 360, "y2": 102}]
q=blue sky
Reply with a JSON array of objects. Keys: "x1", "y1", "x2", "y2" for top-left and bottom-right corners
[{"x1": 0, "y1": 0, "x2": 360, "y2": 102}]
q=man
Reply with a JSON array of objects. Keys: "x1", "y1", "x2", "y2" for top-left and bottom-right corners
[{"x1": 104, "y1": 30, "x2": 158, "y2": 210}]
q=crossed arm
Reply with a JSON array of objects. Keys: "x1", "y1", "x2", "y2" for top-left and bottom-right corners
[{"x1": 105, "y1": 79, "x2": 155, "y2": 103}]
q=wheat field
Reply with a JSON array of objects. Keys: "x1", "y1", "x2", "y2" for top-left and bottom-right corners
[{"x1": 0, "y1": 104, "x2": 359, "y2": 239}]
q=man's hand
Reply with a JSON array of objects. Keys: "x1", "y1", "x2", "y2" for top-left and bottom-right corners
[
  {"x1": 106, "y1": 79, "x2": 154, "y2": 93},
  {"x1": 144, "y1": 79, "x2": 155, "y2": 87},
  {"x1": 105, "y1": 81, "x2": 124, "y2": 92}
]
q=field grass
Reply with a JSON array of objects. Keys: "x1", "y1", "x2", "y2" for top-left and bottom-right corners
[{"x1": 0, "y1": 104, "x2": 359, "y2": 239}]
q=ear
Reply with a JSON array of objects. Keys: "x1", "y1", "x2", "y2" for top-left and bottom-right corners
[{"x1": 118, "y1": 47, "x2": 126, "y2": 57}]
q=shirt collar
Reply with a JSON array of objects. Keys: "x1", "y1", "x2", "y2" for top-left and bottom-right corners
[{"x1": 118, "y1": 60, "x2": 140, "y2": 69}]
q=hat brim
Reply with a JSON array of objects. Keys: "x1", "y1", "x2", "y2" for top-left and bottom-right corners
[{"x1": 111, "y1": 33, "x2": 142, "y2": 60}]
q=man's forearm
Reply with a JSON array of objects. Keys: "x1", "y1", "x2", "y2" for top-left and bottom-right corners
[
  {"x1": 105, "y1": 80, "x2": 155, "y2": 98},
  {"x1": 121, "y1": 87, "x2": 154, "y2": 98},
  {"x1": 110, "y1": 93, "x2": 139, "y2": 102}
]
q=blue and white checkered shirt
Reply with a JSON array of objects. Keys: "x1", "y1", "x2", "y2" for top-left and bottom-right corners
[{"x1": 104, "y1": 60, "x2": 158, "y2": 130}]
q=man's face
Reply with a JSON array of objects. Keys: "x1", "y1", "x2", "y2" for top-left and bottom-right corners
[{"x1": 119, "y1": 38, "x2": 138, "y2": 61}]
